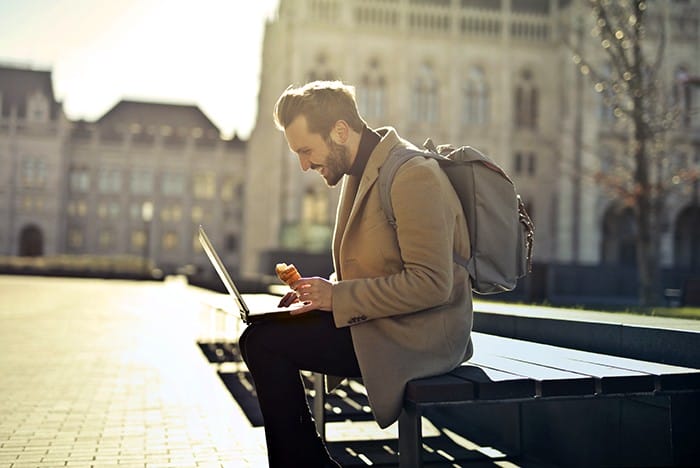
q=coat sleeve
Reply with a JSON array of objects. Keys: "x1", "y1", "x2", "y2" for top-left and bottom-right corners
[{"x1": 332, "y1": 158, "x2": 461, "y2": 327}]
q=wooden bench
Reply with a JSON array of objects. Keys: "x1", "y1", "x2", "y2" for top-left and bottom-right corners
[
  {"x1": 195, "y1": 292, "x2": 700, "y2": 465},
  {"x1": 313, "y1": 331, "x2": 700, "y2": 467}
]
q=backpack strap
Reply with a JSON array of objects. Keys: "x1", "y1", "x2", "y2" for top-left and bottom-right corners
[
  {"x1": 378, "y1": 145, "x2": 471, "y2": 270},
  {"x1": 377, "y1": 147, "x2": 423, "y2": 229}
]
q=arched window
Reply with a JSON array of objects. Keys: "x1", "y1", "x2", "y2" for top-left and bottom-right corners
[
  {"x1": 358, "y1": 58, "x2": 386, "y2": 121},
  {"x1": 674, "y1": 205, "x2": 700, "y2": 270},
  {"x1": 601, "y1": 206, "x2": 636, "y2": 266},
  {"x1": 673, "y1": 65, "x2": 700, "y2": 128},
  {"x1": 597, "y1": 64, "x2": 616, "y2": 123},
  {"x1": 411, "y1": 63, "x2": 439, "y2": 123},
  {"x1": 462, "y1": 66, "x2": 489, "y2": 126},
  {"x1": 307, "y1": 53, "x2": 336, "y2": 82},
  {"x1": 19, "y1": 224, "x2": 43, "y2": 257},
  {"x1": 514, "y1": 69, "x2": 538, "y2": 129}
]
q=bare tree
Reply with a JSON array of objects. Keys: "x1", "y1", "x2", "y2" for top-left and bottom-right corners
[{"x1": 567, "y1": 0, "x2": 699, "y2": 306}]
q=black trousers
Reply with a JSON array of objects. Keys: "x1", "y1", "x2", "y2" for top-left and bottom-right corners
[{"x1": 239, "y1": 310, "x2": 362, "y2": 468}]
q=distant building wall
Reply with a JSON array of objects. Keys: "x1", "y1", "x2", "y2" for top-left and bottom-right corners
[{"x1": 0, "y1": 66, "x2": 247, "y2": 278}]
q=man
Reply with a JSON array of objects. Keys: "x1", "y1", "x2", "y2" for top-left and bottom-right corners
[{"x1": 239, "y1": 80, "x2": 473, "y2": 467}]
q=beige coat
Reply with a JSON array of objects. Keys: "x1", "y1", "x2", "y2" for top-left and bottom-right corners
[{"x1": 330, "y1": 127, "x2": 473, "y2": 428}]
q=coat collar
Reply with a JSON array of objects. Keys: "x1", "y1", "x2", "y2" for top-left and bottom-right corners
[{"x1": 355, "y1": 127, "x2": 402, "y2": 203}]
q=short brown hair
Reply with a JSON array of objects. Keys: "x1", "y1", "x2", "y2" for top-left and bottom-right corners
[{"x1": 273, "y1": 81, "x2": 366, "y2": 136}]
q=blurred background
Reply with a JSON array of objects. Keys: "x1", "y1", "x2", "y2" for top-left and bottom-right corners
[{"x1": 0, "y1": 0, "x2": 698, "y2": 310}]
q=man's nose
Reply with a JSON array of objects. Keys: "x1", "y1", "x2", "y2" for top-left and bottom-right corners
[{"x1": 299, "y1": 154, "x2": 311, "y2": 171}]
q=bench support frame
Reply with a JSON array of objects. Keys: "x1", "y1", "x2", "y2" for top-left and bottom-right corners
[{"x1": 398, "y1": 403, "x2": 423, "y2": 468}]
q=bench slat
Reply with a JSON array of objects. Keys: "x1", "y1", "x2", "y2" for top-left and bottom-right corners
[
  {"x1": 469, "y1": 353, "x2": 596, "y2": 397},
  {"x1": 472, "y1": 332, "x2": 699, "y2": 392},
  {"x1": 449, "y1": 364, "x2": 536, "y2": 400},
  {"x1": 473, "y1": 334, "x2": 655, "y2": 394}
]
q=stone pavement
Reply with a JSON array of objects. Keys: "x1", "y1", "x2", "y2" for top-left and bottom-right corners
[
  {"x1": 0, "y1": 275, "x2": 271, "y2": 468},
  {"x1": 6, "y1": 274, "x2": 695, "y2": 467}
]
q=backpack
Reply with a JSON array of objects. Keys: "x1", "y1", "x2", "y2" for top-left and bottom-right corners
[{"x1": 378, "y1": 139, "x2": 535, "y2": 295}]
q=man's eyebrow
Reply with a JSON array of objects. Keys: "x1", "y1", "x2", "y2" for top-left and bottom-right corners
[{"x1": 294, "y1": 146, "x2": 310, "y2": 154}]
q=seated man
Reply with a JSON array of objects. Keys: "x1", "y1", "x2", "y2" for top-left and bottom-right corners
[{"x1": 239, "y1": 80, "x2": 474, "y2": 467}]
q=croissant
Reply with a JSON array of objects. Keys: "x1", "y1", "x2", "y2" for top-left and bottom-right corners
[{"x1": 275, "y1": 263, "x2": 301, "y2": 286}]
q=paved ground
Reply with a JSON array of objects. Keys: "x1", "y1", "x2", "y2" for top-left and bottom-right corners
[
  {"x1": 2, "y1": 274, "x2": 696, "y2": 468},
  {"x1": 0, "y1": 275, "x2": 271, "y2": 468},
  {"x1": 0, "y1": 275, "x2": 419, "y2": 468}
]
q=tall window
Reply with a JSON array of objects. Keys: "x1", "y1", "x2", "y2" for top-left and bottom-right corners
[
  {"x1": 301, "y1": 186, "x2": 331, "y2": 252},
  {"x1": 602, "y1": 206, "x2": 636, "y2": 266},
  {"x1": 462, "y1": 66, "x2": 489, "y2": 126},
  {"x1": 98, "y1": 229, "x2": 115, "y2": 250},
  {"x1": 412, "y1": 63, "x2": 439, "y2": 123},
  {"x1": 358, "y1": 58, "x2": 386, "y2": 121},
  {"x1": 130, "y1": 170, "x2": 154, "y2": 195},
  {"x1": 220, "y1": 177, "x2": 240, "y2": 201},
  {"x1": 69, "y1": 166, "x2": 90, "y2": 192},
  {"x1": 27, "y1": 92, "x2": 49, "y2": 123},
  {"x1": 21, "y1": 158, "x2": 47, "y2": 188},
  {"x1": 193, "y1": 173, "x2": 216, "y2": 199},
  {"x1": 674, "y1": 206, "x2": 700, "y2": 269},
  {"x1": 598, "y1": 64, "x2": 616, "y2": 123},
  {"x1": 162, "y1": 232, "x2": 179, "y2": 251},
  {"x1": 161, "y1": 172, "x2": 185, "y2": 196},
  {"x1": 514, "y1": 69, "x2": 538, "y2": 129},
  {"x1": 513, "y1": 152, "x2": 536, "y2": 177},
  {"x1": 98, "y1": 168, "x2": 121, "y2": 193},
  {"x1": 674, "y1": 65, "x2": 699, "y2": 128},
  {"x1": 68, "y1": 229, "x2": 84, "y2": 250}
]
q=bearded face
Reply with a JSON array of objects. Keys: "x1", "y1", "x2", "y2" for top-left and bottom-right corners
[{"x1": 317, "y1": 137, "x2": 351, "y2": 187}]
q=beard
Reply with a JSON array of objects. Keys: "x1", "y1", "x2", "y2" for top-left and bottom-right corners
[{"x1": 320, "y1": 138, "x2": 351, "y2": 187}]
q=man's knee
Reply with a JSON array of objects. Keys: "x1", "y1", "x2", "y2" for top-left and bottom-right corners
[
  {"x1": 239, "y1": 322, "x2": 272, "y2": 366},
  {"x1": 238, "y1": 323, "x2": 257, "y2": 365}
]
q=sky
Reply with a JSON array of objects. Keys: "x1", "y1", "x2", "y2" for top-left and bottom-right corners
[{"x1": 0, "y1": 0, "x2": 280, "y2": 139}]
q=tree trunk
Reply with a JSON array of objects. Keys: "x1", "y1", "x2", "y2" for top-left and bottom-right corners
[{"x1": 631, "y1": 1, "x2": 661, "y2": 306}]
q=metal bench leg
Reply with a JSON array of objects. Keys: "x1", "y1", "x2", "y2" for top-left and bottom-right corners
[
  {"x1": 312, "y1": 372, "x2": 326, "y2": 441},
  {"x1": 399, "y1": 403, "x2": 422, "y2": 468}
]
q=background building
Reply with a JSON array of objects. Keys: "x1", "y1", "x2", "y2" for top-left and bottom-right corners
[
  {"x1": 1, "y1": 0, "x2": 698, "y2": 303},
  {"x1": 0, "y1": 65, "x2": 246, "y2": 278},
  {"x1": 242, "y1": 0, "x2": 700, "y2": 302}
]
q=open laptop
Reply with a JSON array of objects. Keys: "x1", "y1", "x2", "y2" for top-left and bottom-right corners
[{"x1": 198, "y1": 225, "x2": 299, "y2": 324}]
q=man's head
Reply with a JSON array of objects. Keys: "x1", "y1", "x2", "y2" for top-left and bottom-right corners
[{"x1": 273, "y1": 81, "x2": 366, "y2": 186}]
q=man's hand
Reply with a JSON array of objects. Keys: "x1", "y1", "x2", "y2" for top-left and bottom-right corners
[{"x1": 285, "y1": 276, "x2": 333, "y2": 315}]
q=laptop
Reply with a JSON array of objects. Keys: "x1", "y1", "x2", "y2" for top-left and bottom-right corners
[{"x1": 198, "y1": 225, "x2": 299, "y2": 324}]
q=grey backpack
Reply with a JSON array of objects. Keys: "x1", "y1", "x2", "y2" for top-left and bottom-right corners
[{"x1": 378, "y1": 139, "x2": 534, "y2": 295}]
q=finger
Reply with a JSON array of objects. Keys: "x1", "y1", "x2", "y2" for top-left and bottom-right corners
[
  {"x1": 278, "y1": 291, "x2": 298, "y2": 308},
  {"x1": 289, "y1": 303, "x2": 314, "y2": 316},
  {"x1": 277, "y1": 292, "x2": 290, "y2": 307}
]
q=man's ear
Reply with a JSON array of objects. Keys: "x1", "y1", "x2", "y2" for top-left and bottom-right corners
[{"x1": 329, "y1": 120, "x2": 349, "y2": 144}]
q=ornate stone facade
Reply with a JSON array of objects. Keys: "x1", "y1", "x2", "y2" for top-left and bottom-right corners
[{"x1": 242, "y1": 0, "x2": 700, "y2": 279}]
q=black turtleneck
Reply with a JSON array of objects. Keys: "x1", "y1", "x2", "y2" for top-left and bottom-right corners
[{"x1": 347, "y1": 126, "x2": 381, "y2": 177}]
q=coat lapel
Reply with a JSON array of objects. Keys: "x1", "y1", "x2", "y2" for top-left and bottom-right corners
[{"x1": 333, "y1": 128, "x2": 403, "y2": 278}]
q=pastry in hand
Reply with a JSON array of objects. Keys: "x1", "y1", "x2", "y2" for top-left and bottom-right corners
[{"x1": 275, "y1": 263, "x2": 301, "y2": 286}]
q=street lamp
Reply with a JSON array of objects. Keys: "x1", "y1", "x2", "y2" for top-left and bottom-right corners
[{"x1": 141, "y1": 201, "x2": 154, "y2": 277}]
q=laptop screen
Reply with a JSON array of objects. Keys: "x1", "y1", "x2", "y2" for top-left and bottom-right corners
[{"x1": 198, "y1": 225, "x2": 249, "y2": 322}]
